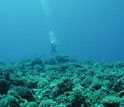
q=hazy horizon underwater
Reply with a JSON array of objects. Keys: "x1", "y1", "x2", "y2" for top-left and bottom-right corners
[
  {"x1": 0, "y1": 0, "x2": 124, "y2": 107},
  {"x1": 0, "y1": 0, "x2": 124, "y2": 62}
]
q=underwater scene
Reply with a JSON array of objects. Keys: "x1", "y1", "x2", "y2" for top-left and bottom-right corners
[{"x1": 0, "y1": 0, "x2": 124, "y2": 107}]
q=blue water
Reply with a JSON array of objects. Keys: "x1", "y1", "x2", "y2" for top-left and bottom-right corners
[{"x1": 0, "y1": 0, "x2": 124, "y2": 62}]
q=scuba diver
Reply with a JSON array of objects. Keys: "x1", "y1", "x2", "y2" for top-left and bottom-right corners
[
  {"x1": 49, "y1": 30, "x2": 58, "y2": 56},
  {"x1": 40, "y1": 0, "x2": 60, "y2": 56}
]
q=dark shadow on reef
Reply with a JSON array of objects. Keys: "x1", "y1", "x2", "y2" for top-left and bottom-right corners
[{"x1": 0, "y1": 54, "x2": 124, "y2": 107}]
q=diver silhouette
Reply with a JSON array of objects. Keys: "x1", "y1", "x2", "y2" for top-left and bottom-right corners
[
  {"x1": 49, "y1": 30, "x2": 57, "y2": 56},
  {"x1": 40, "y1": 0, "x2": 58, "y2": 56}
]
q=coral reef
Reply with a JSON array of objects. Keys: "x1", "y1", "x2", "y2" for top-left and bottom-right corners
[{"x1": 0, "y1": 55, "x2": 124, "y2": 107}]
